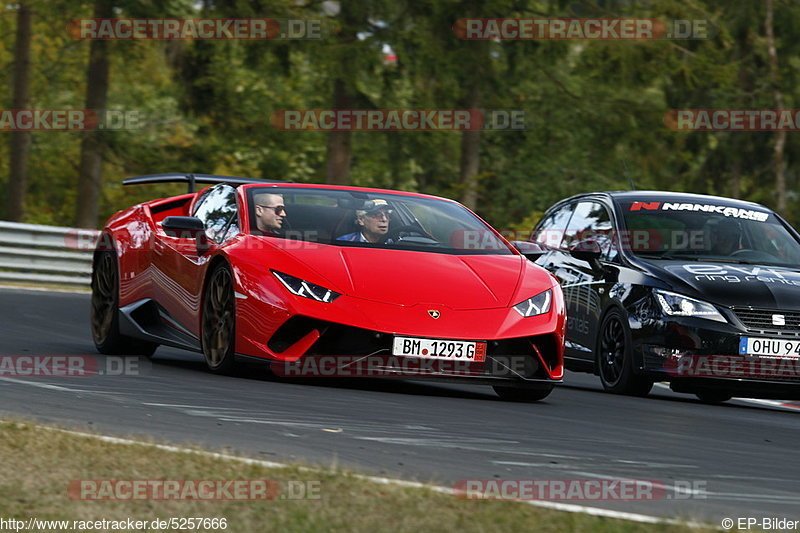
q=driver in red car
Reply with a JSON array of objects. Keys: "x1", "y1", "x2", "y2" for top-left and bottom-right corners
[{"x1": 337, "y1": 199, "x2": 393, "y2": 243}]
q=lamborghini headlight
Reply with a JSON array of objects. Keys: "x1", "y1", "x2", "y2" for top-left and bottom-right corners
[
  {"x1": 654, "y1": 289, "x2": 726, "y2": 323},
  {"x1": 272, "y1": 270, "x2": 341, "y2": 303},
  {"x1": 513, "y1": 289, "x2": 552, "y2": 317}
]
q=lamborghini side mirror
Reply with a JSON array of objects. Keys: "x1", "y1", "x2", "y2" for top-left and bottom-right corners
[{"x1": 162, "y1": 216, "x2": 210, "y2": 253}]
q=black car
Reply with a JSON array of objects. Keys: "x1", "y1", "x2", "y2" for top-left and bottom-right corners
[{"x1": 524, "y1": 191, "x2": 800, "y2": 402}]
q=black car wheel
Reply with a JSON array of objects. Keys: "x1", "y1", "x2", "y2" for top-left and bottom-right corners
[
  {"x1": 91, "y1": 250, "x2": 157, "y2": 356},
  {"x1": 597, "y1": 309, "x2": 653, "y2": 396},
  {"x1": 202, "y1": 263, "x2": 237, "y2": 374},
  {"x1": 493, "y1": 384, "x2": 554, "y2": 402}
]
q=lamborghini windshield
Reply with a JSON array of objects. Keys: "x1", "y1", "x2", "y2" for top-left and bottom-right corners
[
  {"x1": 619, "y1": 201, "x2": 800, "y2": 266},
  {"x1": 246, "y1": 186, "x2": 513, "y2": 255}
]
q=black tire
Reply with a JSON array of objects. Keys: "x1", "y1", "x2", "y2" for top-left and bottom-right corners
[
  {"x1": 91, "y1": 250, "x2": 158, "y2": 357},
  {"x1": 201, "y1": 263, "x2": 237, "y2": 374},
  {"x1": 597, "y1": 309, "x2": 653, "y2": 396},
  {"x1": 695, "y1": 390, "x2": 733, "y2": 403},
  {"x1": 493, "y1": 384, "x2": 554, "y2": 402}
]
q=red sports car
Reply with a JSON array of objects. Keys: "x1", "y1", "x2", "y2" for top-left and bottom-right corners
[{"x1": 91, "y1": 173, "x2": 565, "y2": 401}]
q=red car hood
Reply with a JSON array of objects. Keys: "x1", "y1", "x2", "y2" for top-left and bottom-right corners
[{"x1": 266, "y1": 242, "x2": 527, "y2": 310}]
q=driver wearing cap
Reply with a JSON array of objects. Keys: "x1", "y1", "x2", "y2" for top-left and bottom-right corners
[{"x1": 337, "y1": 199, "x2": 393, "y2": 243}]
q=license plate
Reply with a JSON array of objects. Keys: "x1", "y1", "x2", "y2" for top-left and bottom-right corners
[
  {"x1": 392, "y1": 336, "x2": 487, "y2": 362},
  {"x1": 739, "y1": 337, "x2": 800, "y2": 357}
]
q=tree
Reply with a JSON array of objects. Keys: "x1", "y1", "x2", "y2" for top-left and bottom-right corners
[
  {"x1": 765, "y1": 0, "x2": 786, "y2": 213},
  {"x1": 323, "y1": 0, "x2": 385, "y2": 185},
  {"x1": 73, "y1": 0, "x2": 112, "y2": 228},
  {"x1": 6, "y1": 1, "x2": 33, "y2": 221}
]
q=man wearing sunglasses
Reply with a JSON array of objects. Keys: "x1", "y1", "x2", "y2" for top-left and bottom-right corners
[{"x1": 253, "y1": 193, "x2": 286, "y2": 234}]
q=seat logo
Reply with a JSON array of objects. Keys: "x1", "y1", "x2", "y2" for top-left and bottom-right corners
[
  {"x1": 772, "y1": 314, "x2": 786, "y2": 326},
  {"x1": 428, "y1": 310, "x2": 441, "y2": 319}
]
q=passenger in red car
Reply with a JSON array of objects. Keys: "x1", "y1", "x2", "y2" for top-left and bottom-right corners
[{"x1": 254, "y1": 193, "x2": 286, "y2": 234}]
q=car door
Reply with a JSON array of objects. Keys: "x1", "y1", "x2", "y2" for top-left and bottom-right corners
[
  {"x1": 559, "y1": 201, "x2": 620, "y2": 360},
  {"x1": 535, "y1": 200, "x2": 618, "y2": 362},
  {"x1": 152, "y1": 184, "x2": 240, "y2": 333}
]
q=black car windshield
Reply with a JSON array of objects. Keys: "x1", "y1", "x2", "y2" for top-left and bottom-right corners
[
  {"x1": 619, "y1": 201, "x2": 800, "y2": 266},
  {"x1": 246, "y1": 187, "x2": 513, "y2": 255}
]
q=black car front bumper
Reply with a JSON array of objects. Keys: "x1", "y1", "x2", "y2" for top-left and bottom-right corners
[{"x1": 632, "y1": 312, "x2": 800, "y2": 398}]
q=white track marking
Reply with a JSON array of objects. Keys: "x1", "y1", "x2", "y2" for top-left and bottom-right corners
[
  {"x1": 492, "y1": 461, "x2": 578, "y2": 469},
  {"x1": 0, "y1": 377, "x2": 92, "y2": 393},
  {"x1": 142, "y1": 403, "x2": 248, "y2": 409},
  {"x1": 570, "y1": 471, "x2": 800, "y2": 502},
  {"x1": 653, "y1": 383, "x2": 800, "y2": 411},
  {"x1": 613, "y1": 459, "x2": 699, "y2": 468},
  {"x1": 354, "y1": 436, "x2": 518, "y2": 446}
]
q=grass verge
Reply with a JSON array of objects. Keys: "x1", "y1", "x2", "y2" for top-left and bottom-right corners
[{"x1": 0, "y1": 419, "x2": 713, "y2": 533}]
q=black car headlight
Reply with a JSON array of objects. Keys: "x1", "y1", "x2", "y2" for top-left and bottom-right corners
[
  {"x1": 272, "y1": 270, "x2": 341, "y2": 303},
  {"x1": 513, "y1": 289, "x2": 552, "y2": 317},
  {"x1": 654, "y1": 289, "x2": 726, "y2": 323}
]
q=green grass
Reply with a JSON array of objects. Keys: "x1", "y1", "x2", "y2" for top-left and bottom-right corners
[{"x1": 0, "y1": 419, "x2": 714, "y2": 533}]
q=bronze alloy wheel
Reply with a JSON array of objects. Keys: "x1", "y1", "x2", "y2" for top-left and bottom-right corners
[
  {"x1": 202, "y1": 265, "x2": 236, "y2": 373},
  {"x1": 90, "y1": 250, "x2": 157, "y2": 356},
  {"x1": 91, "y1": 252, "x2": 117, "y2": 346}
]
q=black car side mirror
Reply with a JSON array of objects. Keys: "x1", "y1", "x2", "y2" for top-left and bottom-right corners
[
  {"x1": 569, "y1": 239, "x2": 603, "y2": 268},
  {"x1": 511, "y1": 241, "x2": 547, "y2": 261},
  {"x1": 162, "y1": 216, "x2": 210, "y2": 253}
]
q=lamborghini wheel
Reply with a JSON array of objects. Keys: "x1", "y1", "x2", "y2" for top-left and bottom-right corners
[
  {"x1": 91, "y1": 250, "x2": 157, "y2": 357},
  {"x1": 202, "y1": 263, "x2": 237, "y2": 374}
]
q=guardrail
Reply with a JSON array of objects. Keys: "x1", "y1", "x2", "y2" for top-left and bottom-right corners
[{"x1": 0, "y1": 221, "x2": 99, "y2": 288}]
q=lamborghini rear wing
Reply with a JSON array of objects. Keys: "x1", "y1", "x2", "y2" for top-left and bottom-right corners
[{"x1": 123, "y1": 173, "x2": 287, "y2": 193}]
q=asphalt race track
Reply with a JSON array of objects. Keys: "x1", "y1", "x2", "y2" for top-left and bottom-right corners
[{"x1": 1, "y1": 287, "x2": 799, "y2": 525}]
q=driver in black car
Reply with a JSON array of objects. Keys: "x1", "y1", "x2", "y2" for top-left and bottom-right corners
[
  {"x1": 337, "y1": 199, "x2": 393, "y2": 243},
  {"x1": 706, "y1": 218, "x2": 741, "y2": 256}
]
